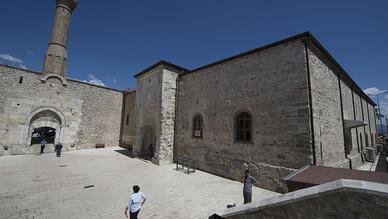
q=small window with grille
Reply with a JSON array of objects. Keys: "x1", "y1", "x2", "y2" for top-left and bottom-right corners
[{"x1": 193, "y1": 114, "x2": 203, "y2": 138}]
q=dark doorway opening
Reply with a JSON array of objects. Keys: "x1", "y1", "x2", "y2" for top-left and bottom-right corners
[{"x1": 31, "y1": 127, "x2": 56, "y2": 145}]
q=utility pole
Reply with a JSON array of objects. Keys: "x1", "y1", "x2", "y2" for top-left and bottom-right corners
[
  {"x1": 386, "y1": 114, "x2": 388, "y2": 136},
  {"x1": 375, "y1": 91, "x2": 388, "y2": 136}
]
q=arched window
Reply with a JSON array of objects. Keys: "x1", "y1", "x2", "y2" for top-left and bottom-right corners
[
  {"x1": 193, "y1": 114, "x2": 203, "y2": 138},
  {"x1": 235, "y1": 112, "x2": 252, "y2": 142}
]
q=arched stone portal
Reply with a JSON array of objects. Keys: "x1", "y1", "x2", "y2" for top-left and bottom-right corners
[{"x1": 20, "y1": 106, "x2": 67, "y2": 153}]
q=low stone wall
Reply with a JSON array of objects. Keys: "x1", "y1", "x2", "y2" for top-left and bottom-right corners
[{"x1": 221, "y1": 179, "x2": 388, "y2": 219}]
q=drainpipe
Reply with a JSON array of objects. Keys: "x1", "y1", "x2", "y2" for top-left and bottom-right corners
[
  {"x1": 337, "y1": 74, "x2": 352, "y2": 169},
  {"x1": 303, "y1": 40, "x2": 316, "y2": 165}
]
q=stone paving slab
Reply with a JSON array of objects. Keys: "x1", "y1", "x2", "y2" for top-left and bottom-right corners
[{"x1": 0, "y1": 147, "x2": 277, "y2": 219}]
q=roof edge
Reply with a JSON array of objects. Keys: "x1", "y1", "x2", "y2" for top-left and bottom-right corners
[
  {"x1": 0, "y1": 63, "x2": 43, "y2": 75},
  {"x1": 124, "y1": 89, "x2": 136, "y2": 94},
  {"x1": 180, "y1": 31, "x2": 311, "y2": 77},
  {"x1": 0, "y1": 64, "x2": 124, "y2": 93},
  {"x1": 174, "y1": 31, "x2": 375, "y2": 106},
  {"x1": 133, "y1": 60, "x2": 189, "y2": 78},
  {"x1": 306, "y1": 34, "x2": 376, "y2": 106}
]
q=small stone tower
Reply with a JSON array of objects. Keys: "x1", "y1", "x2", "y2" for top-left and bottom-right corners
[{"x1": 42, "y1": 0, "x2": 77, "y2": 78}]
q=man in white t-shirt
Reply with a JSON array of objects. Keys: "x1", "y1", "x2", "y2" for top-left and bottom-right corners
[{"x1": 124, "y1": 185, "x2": 146, "y2": 219}]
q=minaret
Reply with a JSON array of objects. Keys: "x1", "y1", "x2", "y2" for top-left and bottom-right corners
[{"x1": 43, "y1": 0, "x2": 77, "y2": 77}]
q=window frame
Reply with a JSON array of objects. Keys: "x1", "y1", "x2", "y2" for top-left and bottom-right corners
[
  {"x1": 192, "y1": 114, "x2": 203, "y2": 139},
  {"x1": 234, "y1": 111, "x2": 253, "y2": 143}
]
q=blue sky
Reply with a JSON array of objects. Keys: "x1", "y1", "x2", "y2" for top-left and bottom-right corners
[{"x1": 0, "y1": 0, "x2": 387, "y2": 114}]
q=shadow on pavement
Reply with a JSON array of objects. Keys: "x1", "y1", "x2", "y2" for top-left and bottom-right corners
[
  {"x1": 114, "y1": 149, "x2": 151, "y2": 162},
  {"x1": 375, "y1": 151, "x2": 387, "y2": 173},
  {"x1": 114, "y1": 149, "x2": 135, "y2": 158}
]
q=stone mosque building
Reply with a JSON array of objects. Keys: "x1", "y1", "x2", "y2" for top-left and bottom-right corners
[{"x1": 0, "y1": 0, "x2": 377, "y2": 191}]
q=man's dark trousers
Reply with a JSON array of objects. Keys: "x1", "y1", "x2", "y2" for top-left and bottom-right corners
[
  {"x1": 243, "y1": 191, "x2": 252, "y2": 204},
  {"x1": 55, "y1": 144, "x2": 62, "y2": 157},
  {"x1": 56, "y1": 148, "x2": 62, "y2": 157},
  {"x1": 40, "y1": 145, "x2": 45, "y2": 154},
  {"x1": 130, "y1": 210, "x2": 140, "y2": 219}
]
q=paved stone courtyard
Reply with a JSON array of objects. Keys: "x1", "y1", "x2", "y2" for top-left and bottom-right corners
[{"x1": 0, "y1": 147, "x2": 277, "y2": 219}]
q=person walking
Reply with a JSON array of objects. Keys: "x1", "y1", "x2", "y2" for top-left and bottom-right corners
[
  {"x1": 124, "y1": 185, "x2": 146, "y2": 219},
  {"x1": 40, "y1": 139, "x2": 47, "y2": 154},
  {"x1": 241, "y1": 169, "x2": 257, "y2": 204},
  {"x1": 55, "y1": 142, "x2": 63, "y2": 157}
]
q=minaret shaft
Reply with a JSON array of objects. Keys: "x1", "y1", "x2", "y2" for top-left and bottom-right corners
[{"x1": 43, "y1": 0, "x2": 77, "y2": 77}]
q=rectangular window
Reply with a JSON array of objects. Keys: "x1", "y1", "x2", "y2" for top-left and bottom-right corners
[
  {"x1": 235, "y1": 112, "x2": 252, "y2": 142},
  {"x1": 193, "y1": 115, "x2": 203, "y2": 138}
]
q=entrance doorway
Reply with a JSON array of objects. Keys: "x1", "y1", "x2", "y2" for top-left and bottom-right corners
[
  {"x1": 31, "y1": 127, "x2": 56, "y2": 145},
  {"x1": 141, "y1": 126, "x2": 155, "y2": 159}
]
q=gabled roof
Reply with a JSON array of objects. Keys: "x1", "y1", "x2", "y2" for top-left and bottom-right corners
[{"x1": 133, "y1": 60, "x2": 189, "y2": 78}]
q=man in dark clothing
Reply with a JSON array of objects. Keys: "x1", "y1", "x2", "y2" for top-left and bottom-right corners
[
  {"x1": 241, "y1": 169, "x2": 258, "y2": 204},
  {"x1": 40, "y1": 139, "x2": 47, "y2": 154},
  {"x1": 55, "y1": 142, "x2": 63, "y2": 157},
  {"x1": 148, "y1": 144, "x2": 154, "y2": 160}
]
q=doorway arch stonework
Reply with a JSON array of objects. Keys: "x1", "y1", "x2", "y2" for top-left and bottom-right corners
[{"x1": 20, "y1": 106, "x2": 67, "y2": 148}]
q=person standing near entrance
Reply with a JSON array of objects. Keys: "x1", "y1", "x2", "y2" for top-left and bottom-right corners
[
  {"x1": 40, "y1": 139, "x2": 47, "y2": 154},
  {"x1": 241, "y1": 169, "x2": 257, "y2": 204},
  {"x1": 55, "y1": 142, "x2": 63, "y2": 157},
  {"x1": 148, "y1": 144, "x2": 154, "y2": 160},
  {"x1": 124, "y1": 185, "x2": 146, "y2": 219}
]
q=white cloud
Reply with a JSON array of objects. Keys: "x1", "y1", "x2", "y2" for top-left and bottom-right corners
[
  {"x1": 83, "y1": 74, "x2": 105, "y2": 86},
  {"x1": 363, "y1": 87, "x2": 386, "y2": 96},
  {"x1": 112, "y1": 78, "x2": 117, "y2": 82},
  {"x1": 19, "y1": 64, "x2": 27, "y2": 69},
  {"x1": 0, "y1": 53, "x2": 28, "y2": 69},
  {"x1": 0, "y1": 54, "x2": 23, "y2": 64}
]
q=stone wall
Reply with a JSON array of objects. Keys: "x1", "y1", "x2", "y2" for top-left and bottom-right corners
[
  {"x1": 175, "y1": 39, "x2": 312, "y2": 191},
  {"x1": 133, "y1": 64, "x2": 181, "y2": 165},
  {"x1": 362, "y1": 99, "x2": 372, "y2": 147},
  {"x1": 158, "y1": 69, "x2": 179, "y2": 164},
  {"x1": 340, "y1": 80, "x2": 363, "y2": 167},
  {"x1": 222, "y1": 179, "x2": 388, "y2": 219},
  {"x1": 307, "y1": 45, "x2": 347, "y2": 168},
  {"x1": 307, "y1": 43, "x2": 376, "y2": 169},
  {"x1": 0, "y1": 65, "x2": 122, "y2": 155},
  {"x1": 120, "y1": 91, "x2": 136, "y2": 147},
  {"x1": 353, "y1": 92, "x2": 365, "y2": 152},
  {"x1": 133, "y1": 68, "x2": 162, "y2": 156}
]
